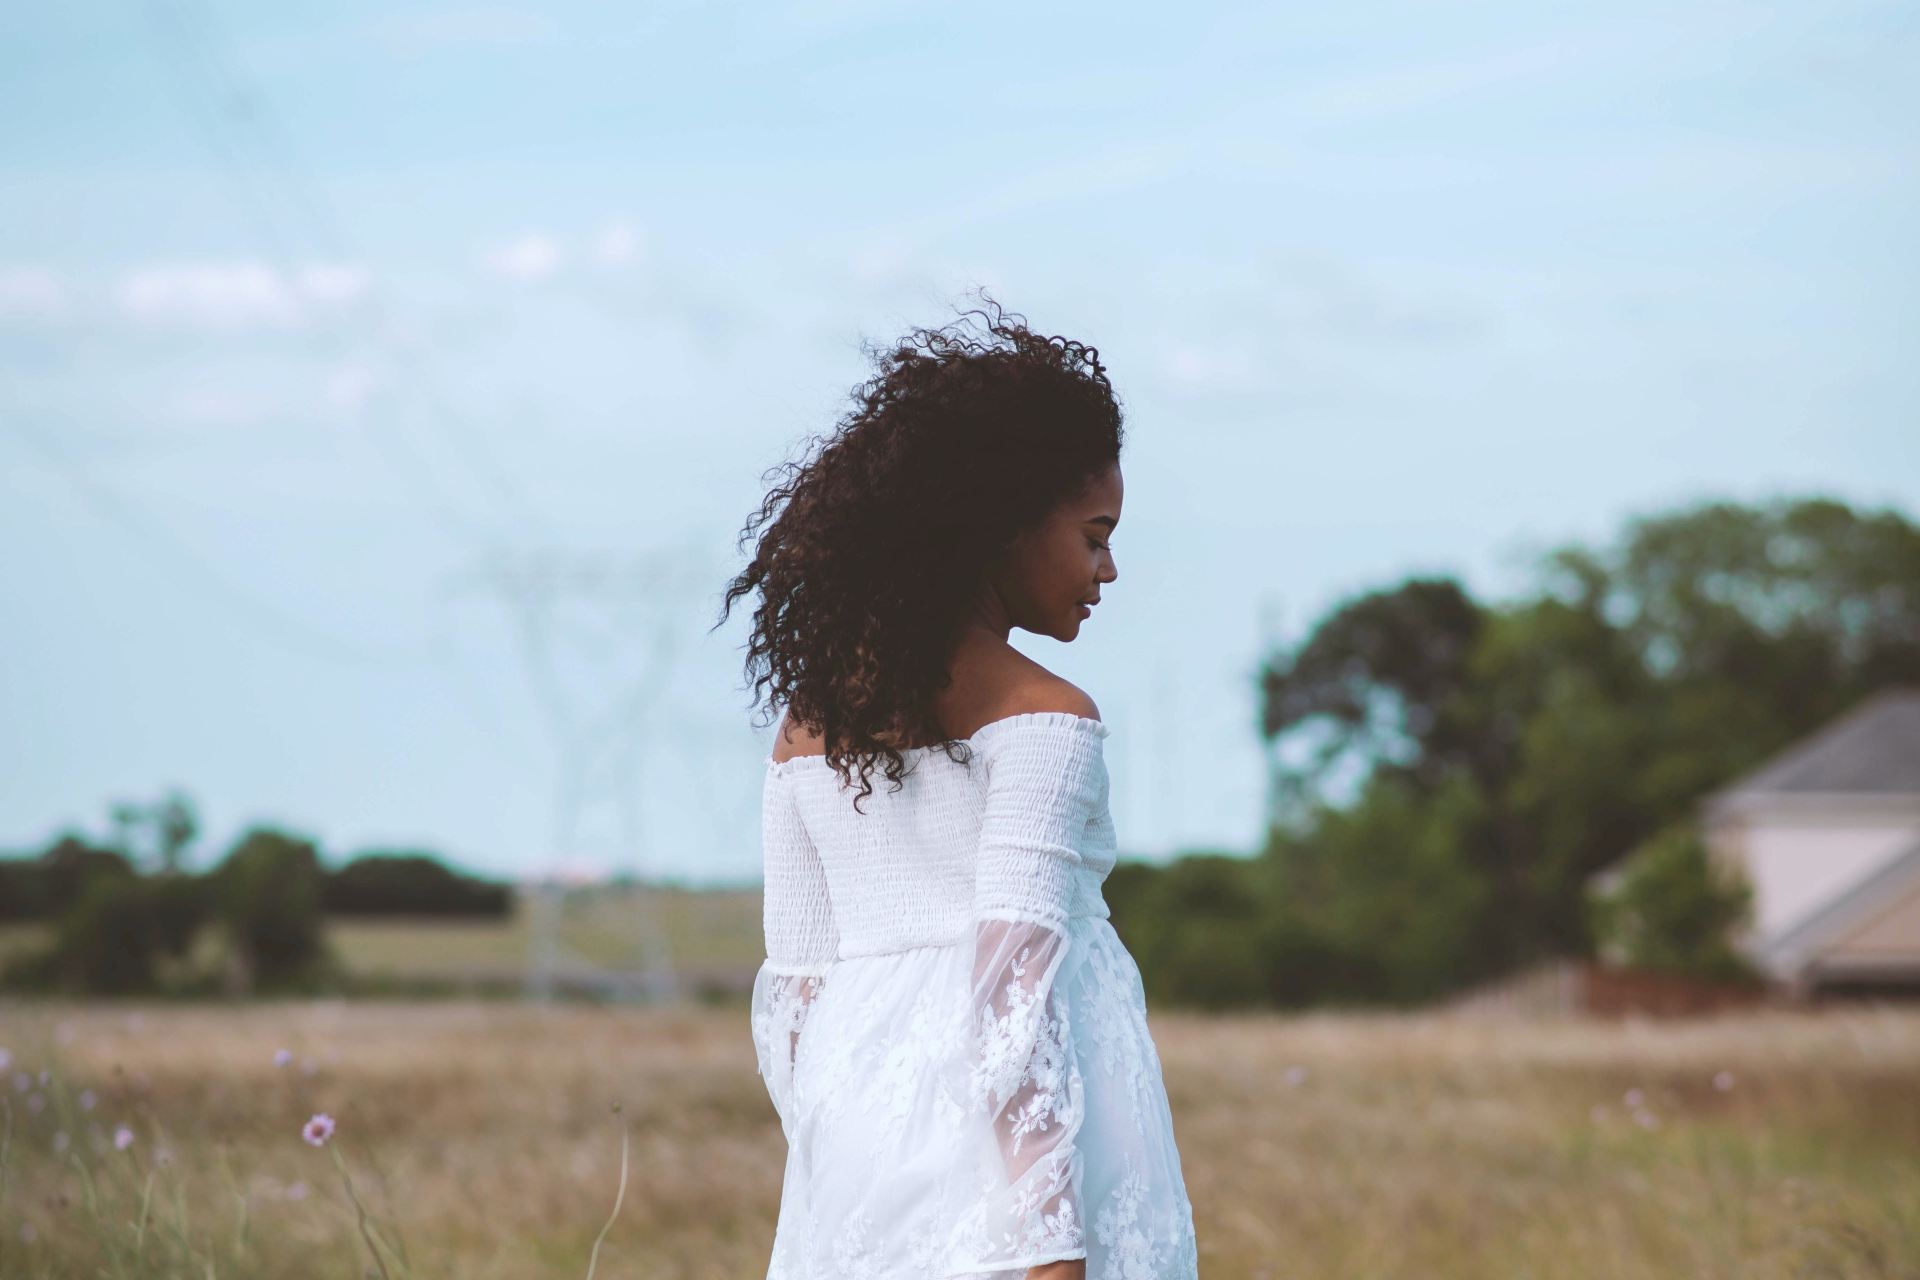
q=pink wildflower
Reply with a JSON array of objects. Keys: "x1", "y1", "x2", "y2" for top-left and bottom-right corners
[
  {"x1": 113, "y1": 1125, "x2": 135, "y2": 1150},
  {"x1": 274, "y1": 1048, "x2": 294, "y2": 1068},
  {"x1": 302, "y1": 1113, "x2": 336, "y2": 1147}
]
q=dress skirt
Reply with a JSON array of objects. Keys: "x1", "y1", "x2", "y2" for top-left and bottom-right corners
[{"x1": 759, "y1": 914, "x2": 1200, "y2": 1280}]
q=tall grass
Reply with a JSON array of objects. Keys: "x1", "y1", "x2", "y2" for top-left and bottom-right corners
[{"x1": 0, "y1": 999, "x2": 1915, "y2": 1278}]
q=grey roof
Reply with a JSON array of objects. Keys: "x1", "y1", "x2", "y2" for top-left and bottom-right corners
[{"x1": 1711, "y1": 687, "x2": 1920, "y2": 800}]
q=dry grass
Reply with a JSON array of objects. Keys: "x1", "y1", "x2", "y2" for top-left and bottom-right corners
[{"x1": 2, "y1": 999, "x2": 1917, "y2": 1279}]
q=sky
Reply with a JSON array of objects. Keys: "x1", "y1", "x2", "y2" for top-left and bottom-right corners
[{"x1": 2, "y1": 0, "x2": 1916, "y2": 888}]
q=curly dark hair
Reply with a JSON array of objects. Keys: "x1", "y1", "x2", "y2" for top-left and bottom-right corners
[{"x1": 714, "y1": 291, "x2": 1126, "y2": 810}]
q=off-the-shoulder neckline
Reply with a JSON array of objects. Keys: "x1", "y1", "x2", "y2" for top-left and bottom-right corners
[{"x1": 763, "y1": 709, "x2": 1109, "y2": 776}]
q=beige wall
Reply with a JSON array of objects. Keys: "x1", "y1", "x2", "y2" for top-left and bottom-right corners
[{"x1": 1710, "y1": 807, "x2": 1920, "y2": 940}]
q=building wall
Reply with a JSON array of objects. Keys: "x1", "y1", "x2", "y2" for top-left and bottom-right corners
[{"x1": 1709, "y1": 808, "x2": 1920, "y2": 940}]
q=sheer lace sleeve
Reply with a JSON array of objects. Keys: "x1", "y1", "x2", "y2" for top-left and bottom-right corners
[
  {"x1": 749, "y1": 763, "x2": 838, "y2": 1144},
  {"x1": 948, "y1": 716, "x2": 1105, "y2": 1273}
]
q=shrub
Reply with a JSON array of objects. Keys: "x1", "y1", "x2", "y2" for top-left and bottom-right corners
[
  {"x1": 1588, "y1": 822, "x2": 1760, "y2": 983},
  {"x1": 37, "y1": 873, "x2": 210, "y2": 993},
  {"x1": 216, "y1": 828, "x2": 329, "y2": 991}
]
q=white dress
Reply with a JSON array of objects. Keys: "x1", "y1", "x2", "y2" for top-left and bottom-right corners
[{"x1": 750, "y1": 710, "x2": 1200, "y2": 1280}]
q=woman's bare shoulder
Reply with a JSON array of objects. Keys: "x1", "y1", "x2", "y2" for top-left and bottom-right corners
[
  {"x1": 769, "y1": 712, "x2": 827, "y2": 765},
  {"x1": 992, "y1": 677, "x2": 1100, "y2": 725},
  {"x1": 770, "y1": 646, "x2": 1100, "y2": 762},
  {"x1": 947, "y1": 641, "x2": 1101, "y2": 733}
]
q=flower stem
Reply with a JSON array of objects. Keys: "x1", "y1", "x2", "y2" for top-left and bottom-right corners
[
  {"x1": 584, "y1": 1117, "x2": 631, "y2": 1280},
  {"x1": 328, "y1": 1142, "x2": 406, "y2": 1280}
]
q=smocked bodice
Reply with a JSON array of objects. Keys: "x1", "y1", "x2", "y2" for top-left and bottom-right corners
[{"x1": 760, "y1": 710, "x2": 1117, "y2": 961}]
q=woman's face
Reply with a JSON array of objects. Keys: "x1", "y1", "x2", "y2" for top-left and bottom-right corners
[{"x1": 986, "y1": 461, "x2": 1122, "y2": 642}]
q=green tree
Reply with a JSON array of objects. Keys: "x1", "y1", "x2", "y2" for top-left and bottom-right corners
[
  {"x1": 108, "y1": 789, "x2": 200, "y2": 874},
  {"x1": 32, "y1": 873, "x2": 212, "y2": 994},
  {"x1": 1249, "y1": 494, "x2": 1920, "y2": 1006},
  {"x1": 216, "y1": 827, "x2": 328, "y2": 991}
]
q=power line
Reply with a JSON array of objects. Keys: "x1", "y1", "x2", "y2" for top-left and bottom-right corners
[{"x1": 136, "y1": 0, "x2": 552, "y2": 549}]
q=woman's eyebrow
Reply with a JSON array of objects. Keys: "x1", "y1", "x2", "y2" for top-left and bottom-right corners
[{"x1": 1085, "y1": 515, "x2": 1117, "y2": 528}]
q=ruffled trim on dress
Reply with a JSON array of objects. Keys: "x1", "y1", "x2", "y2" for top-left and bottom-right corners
[{"x1": 763, "y1": 711, "x2": 1110, "y2": 778}]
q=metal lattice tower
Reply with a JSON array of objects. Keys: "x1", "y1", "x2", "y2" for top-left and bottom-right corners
[{"x1": 454, "y1": 544, "x2": 714, "y2": 1005}]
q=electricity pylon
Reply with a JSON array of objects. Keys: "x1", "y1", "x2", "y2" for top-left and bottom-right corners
[{"x1": 453, "y1": 542, "x2": 715, "y2": 1004}]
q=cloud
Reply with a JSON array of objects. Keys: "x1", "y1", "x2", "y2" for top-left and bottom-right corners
[
  {"x1": 0, "y1": 266, "x2": 74, "y2": 323},
  {"x1": 478, "y1": 223, "x2": 648, "y2": 279},
  {"x1": 115, "y1": 261, "x2": 370, "y2": 328},
  {"x1": 295, "y1": 264, "x2": 372, "y2": 304},
  {"x1": 593, "y1": 221, "x2": 643, "y2": 268},
  {"x1": 481, "y1": 233, "x2": 565, "y2": 282}
]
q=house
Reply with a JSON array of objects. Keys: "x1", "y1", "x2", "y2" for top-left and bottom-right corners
[
  {"x1": 1696, "y1": 687, "x2": 1920, "y2": 999},
  {"x1": 1449, "y1": 688, "x2": 1920, "y2": 1019}
]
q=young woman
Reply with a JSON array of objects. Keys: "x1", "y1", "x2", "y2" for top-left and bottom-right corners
[{"x1": 718, "y1": 296, "x2": 1200, "y2": 1279}]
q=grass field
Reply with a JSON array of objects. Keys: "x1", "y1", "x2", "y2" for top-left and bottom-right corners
[
  {"x1": 0, "y1": 887, "x2": 769, "y2": 994},
  {"x1": 2, "y1": 999, "x2": 1916, "y2": 1279},
  {"x1": 324, "y1": 889, "x2": 765, "y2": 990}
]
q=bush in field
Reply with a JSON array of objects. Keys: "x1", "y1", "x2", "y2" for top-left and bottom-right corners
[
  {"x1": 217, "y1": 827, "x2": 329, "y2": 991},
  {"x1": 28, "y1": 872, "x2": 211, "y2": 994},
  {"x1": 1588, "y1": 822, "x2": 1761, "y2": 983}
]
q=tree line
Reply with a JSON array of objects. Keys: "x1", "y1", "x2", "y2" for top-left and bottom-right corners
[{"x1": 0, "y1": 793, "x2": 512, "y2": 995}]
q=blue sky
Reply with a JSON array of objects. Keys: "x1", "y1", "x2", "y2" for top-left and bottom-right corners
[{"x1": 3, "y1": 1, "x2": 1915, "y2": 886}]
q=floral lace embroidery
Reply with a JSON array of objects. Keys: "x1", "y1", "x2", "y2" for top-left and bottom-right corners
[
  {"x1": 750, "y1": 972, "x2": 824, "y2": 1138},
  {"x1": 970, "y1": 941, "x2": 1046, "y2": 1109},
  {"x1": 1081, "y1": 929, "x2": 1159, "y2": 1139},
  {"x1": 1094, "y1": 1151, "x2": 1158, "y2": 1280},
  {"x1": 864, "y1": 976, "x2": 958, "y2": 1161},
  {"x1": 829, "y1": 1204, "x2": 886, "y2": 1280},
  {"x1": 974, "y1": 958, "x2": 1079, "y2": 1158}
]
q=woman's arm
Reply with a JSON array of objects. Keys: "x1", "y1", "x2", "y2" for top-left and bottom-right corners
[
  {"x1": 748, "y1": 765, "x2": 838, "y2": 1141},
  {"x1": 948, "y1": 716, "x2": 1106, "y2": 1274}
]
